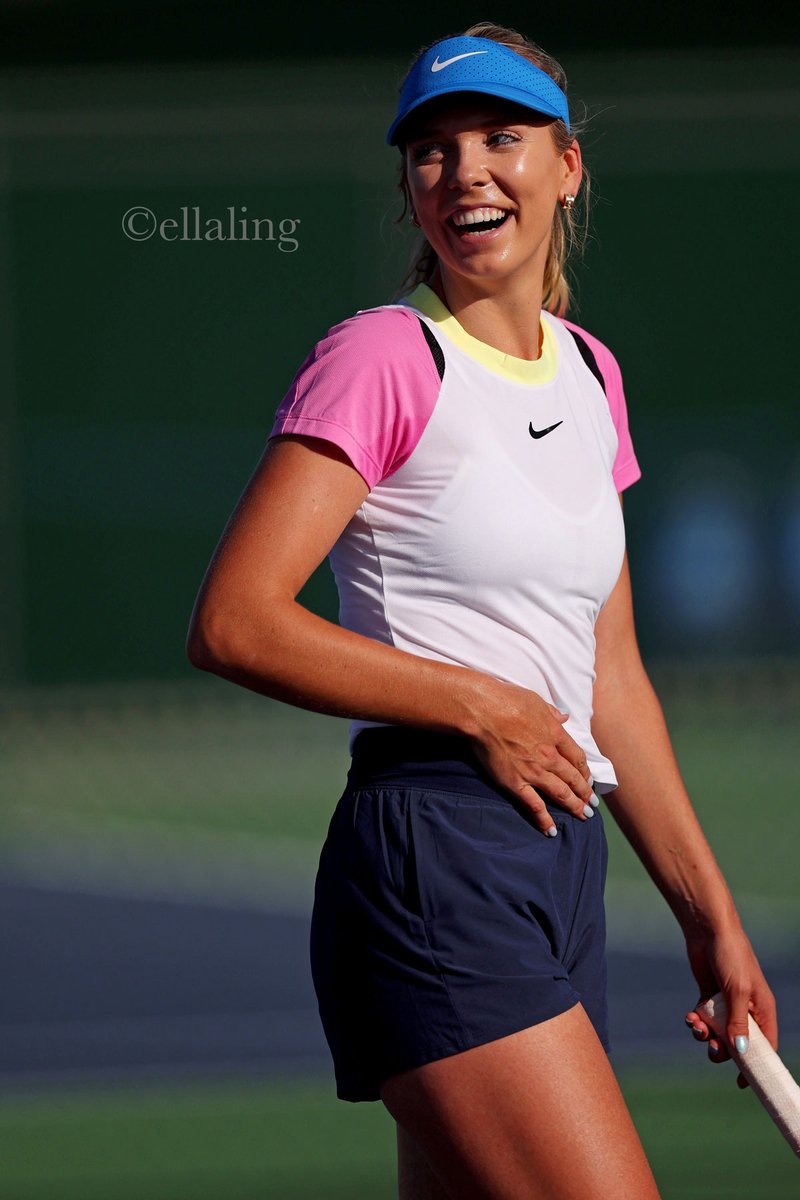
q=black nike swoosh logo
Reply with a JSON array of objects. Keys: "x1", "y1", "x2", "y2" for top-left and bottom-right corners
[{"x1": 528, "y1": 420, "x2": 563, "y2": 439}]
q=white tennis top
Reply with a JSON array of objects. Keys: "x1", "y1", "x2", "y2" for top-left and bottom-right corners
[{"x1": 270, "y1": 284, "x2": 641, "y2": 790}]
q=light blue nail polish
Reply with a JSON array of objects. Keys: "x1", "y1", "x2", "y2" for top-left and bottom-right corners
[
  {"x1": 735, "y1": 1035, "x2": 749, "y2": 1055},
  {"x1": 546, "y1": 826, "x2": 558, "y2": 838},
  {"x1": 583, "y1": 804, "x2": 594, "y2": 818},
  {"x1": 589, "y1": 793, "x2": 600, "y2": 808}
]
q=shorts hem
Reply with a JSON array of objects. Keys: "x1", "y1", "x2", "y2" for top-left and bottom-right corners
[{"x1": 333, "y1": 991, "x2": 584, "y2": 1103}]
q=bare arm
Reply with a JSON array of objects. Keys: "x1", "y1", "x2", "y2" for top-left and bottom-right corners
[
  {"x1": 187, "y1": 434, "x2": 595, "y2": 831},
  {"x1": 592, "y1": 543, "x2": 778, "y2": 1063}
]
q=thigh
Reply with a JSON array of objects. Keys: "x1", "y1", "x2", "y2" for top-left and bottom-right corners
[
  {"x1": 396, "y1": 1125, "x2": 453, "y2": 1200},
  {"x1": 381, "y1": 1002, "x2": 661, "y2": 1200}
]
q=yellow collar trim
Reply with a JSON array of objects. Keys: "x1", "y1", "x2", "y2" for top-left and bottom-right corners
[{"x1": 403, "y1": 283, "x2": 557, "y2": 385}]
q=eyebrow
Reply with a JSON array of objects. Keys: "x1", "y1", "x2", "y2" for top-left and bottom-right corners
[{"x1": 407, "y1": 116, "x2": 529, "y2": 140}]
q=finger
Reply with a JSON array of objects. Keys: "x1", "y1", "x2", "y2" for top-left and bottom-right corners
[
  {"x1": 556, "y1": 757, "x2": 595, "y2": 804},
  {"x1": 708, "y1": 1038, "x2": 731, "y2": 1064},
  {"x1": 572, "y1": 748, "x2": 592, "y2": 784},
  {"x1": 516, "y1": 745, "x2": 589, "y2": 816},
  {"x1": 751, "y1": 988, "x2": 779, "y2": 1052},
  {"x1": 518, "y1": 783, "x2": 559, "y2": 838},
  {"x1": 554, "y1": 728, "x2": 592, "y2": 780},
  {"x1": 685, "y1": 1013, "x2": 710, "y2": 1040},
  {"x1": 725, "y1": 988, "x2": 753, "y2": 1058},
  {"x1": 547, "y1": 704, "x2": 570, "y2": 725},
  {"x1": 531, "y1": 770, "x2": 595, "y2": 820}
]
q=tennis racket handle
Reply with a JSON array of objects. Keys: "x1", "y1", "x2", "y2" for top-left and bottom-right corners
[{"x1": 697, "y1": 992, "x2": 800, "y2": 1156}]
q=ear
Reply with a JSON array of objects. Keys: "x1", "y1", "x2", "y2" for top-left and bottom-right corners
[{"x1": 561, "y1": 140, "x2": 583, "y2": 197}]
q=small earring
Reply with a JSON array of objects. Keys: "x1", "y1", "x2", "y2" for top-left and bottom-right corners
[
  {"x1": 561, "y1": 194, "x2": 576, "y2": 211},
  {"x1": 409, "y1": 209, "x2": 421, "y2": 227}
]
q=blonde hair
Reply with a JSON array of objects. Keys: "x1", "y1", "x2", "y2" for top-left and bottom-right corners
[{"x1": 394, "y1": 21, "x2": 589, "y2": 316}]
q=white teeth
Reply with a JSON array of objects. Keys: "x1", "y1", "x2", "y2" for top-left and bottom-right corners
[{"x1": 452, "y1": 207, "x2": 507, "y2": 227}]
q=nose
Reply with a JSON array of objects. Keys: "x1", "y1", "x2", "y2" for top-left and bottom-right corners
[{"x1": 446, "y1": 138, "x2": 490, "y2": 191}]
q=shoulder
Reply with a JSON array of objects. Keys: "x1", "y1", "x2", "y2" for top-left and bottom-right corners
[
  {"x1": 285, "y1": 302, "x2": 444, "y2": 414},
  {"x1": 552, "y1": 315, "x2": 624, "y2": 393},
  {"x1": 270, "y1": 303, "x2": 444, "y2": 489},
  {"x1": 552, "y1": 314, "x2": 641, "y2": 492},
  {"x1": 306, "y1": 304, "x2": 440, "y2": 374}
]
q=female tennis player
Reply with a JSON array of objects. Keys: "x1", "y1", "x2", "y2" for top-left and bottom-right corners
[{"x1": 187, "y1": 22, "x2": 778, "y2": 1198}]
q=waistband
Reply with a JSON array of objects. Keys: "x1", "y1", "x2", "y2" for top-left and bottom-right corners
[{"x1": 348, "y1": 726, "x2": 502, "y2": 800}]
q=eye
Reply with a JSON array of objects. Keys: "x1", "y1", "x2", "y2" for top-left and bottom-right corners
[
  {"x1": 408, "y1": 141, "x2": 443, "y2": 163},
  {"x1": 487, "y1": 130, "x2": 520, "y2": 147}
]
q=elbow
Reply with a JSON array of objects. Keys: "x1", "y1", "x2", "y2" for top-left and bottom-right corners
[
  {"x1": 185, "y1": 615, "x2": 218, "y2": 675},
  {"x1": 186, "y1": 602, "x2": 247, "y2": 676},
  {"x1": 186, "y1": 623, "x2": 215, "y2": 674},
  {"x1": 186, "y1": 584, "x2": 296, "y2": 692},
  {"x1": 186, "y1": 591, "x2": 289, "y2": 685}
]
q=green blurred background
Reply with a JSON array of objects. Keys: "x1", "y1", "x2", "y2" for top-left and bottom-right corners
[{"x1": 1, "y1": 3, "x2": 798, "y2": 1197}]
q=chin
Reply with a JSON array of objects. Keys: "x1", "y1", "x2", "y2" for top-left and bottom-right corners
[{"x1": 441, "y1": 253, "x2": 518, "y2": 283}]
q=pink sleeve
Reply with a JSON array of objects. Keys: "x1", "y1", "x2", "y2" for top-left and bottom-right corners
[
  {"x1": 560, "y1": 319, "x2": 641, "y2": 492},
  {"x1": 268, "y1": 307, "x2": 442, "y2": 489}
]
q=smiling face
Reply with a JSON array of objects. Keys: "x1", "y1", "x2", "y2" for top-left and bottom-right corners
[{"x1": 403, "y1": 95, "x2": 581, "y2": 299}]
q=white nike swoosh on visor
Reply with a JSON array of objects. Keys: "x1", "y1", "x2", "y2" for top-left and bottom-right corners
[{"x1": 431, "y1": 51, "x2": 488, "y2": 72}]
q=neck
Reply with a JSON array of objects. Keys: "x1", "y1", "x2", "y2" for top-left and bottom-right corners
[{"x1": 430, "y1": 267, "x2": 545, "y2": 361}]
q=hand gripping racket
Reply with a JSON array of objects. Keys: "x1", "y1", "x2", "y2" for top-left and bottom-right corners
[{"x1": 697, "y1": 992, "x2": 800, "y2": 1156}]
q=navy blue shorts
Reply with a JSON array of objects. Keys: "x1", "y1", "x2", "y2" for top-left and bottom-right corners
[{"x1": 310, "y1": 728, "x2": 610, "y2": 1102}]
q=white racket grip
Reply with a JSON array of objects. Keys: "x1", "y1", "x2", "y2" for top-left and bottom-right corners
[{"x1": 697, "y1": 992, "x2": 800, "y2": 1156}]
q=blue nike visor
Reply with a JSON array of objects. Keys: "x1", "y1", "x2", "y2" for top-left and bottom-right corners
[{"x1": 387, "y1": 35, "x2": 570, "y2": 146}]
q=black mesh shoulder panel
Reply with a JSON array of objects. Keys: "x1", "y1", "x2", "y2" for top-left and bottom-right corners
[
  {"x1": 416, "y1": 317, "x2": 445, "y2": 381},
  {"x1": 566, "y1": 327, "x2": 606, "y2": 395}
]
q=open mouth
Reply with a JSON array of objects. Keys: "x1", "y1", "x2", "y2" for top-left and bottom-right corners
[{"x1": 449, "y1": 207, "x2": 511, "y2": 236}]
